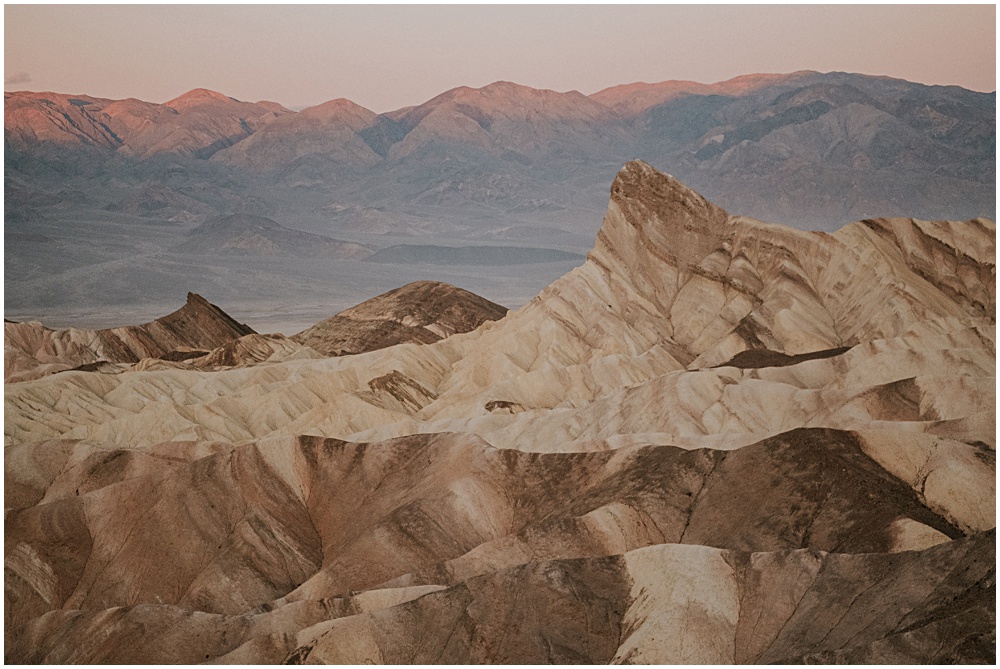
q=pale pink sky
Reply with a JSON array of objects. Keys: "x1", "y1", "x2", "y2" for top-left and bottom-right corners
[{"x1": 5, "y1": 5, "x2": 996, "y2": 112}]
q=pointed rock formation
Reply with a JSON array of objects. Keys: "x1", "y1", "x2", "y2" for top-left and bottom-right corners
[{"x1": 4, "y1": 293, "x2": 255, "y2": 382}]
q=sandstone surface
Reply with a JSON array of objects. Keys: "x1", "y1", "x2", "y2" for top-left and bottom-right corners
[{"x1": 4, "y1": 162, "x2": 994, "y2": 663}]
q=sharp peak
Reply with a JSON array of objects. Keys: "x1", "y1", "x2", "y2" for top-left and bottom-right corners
[
  {"x1": 608, "y1": 160, "x2": 729, "y2": 235},
  {"x1": 612, "y1": 160, "x2": 707, "y2": 200},
  {"x1": 173, "y1": 293, "x2": 256, "y2": 335},
  {"x1": 185, "y1": 292, "x2": 212, "y2": 306},
  {"x1": 180, "y1": 291, "x2": 236, "y2": 318},
  {"x1": 591, "y1": 161, "x2": 731, "y2": 281}
]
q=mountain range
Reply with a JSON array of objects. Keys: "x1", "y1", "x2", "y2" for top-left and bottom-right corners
[
  {"x1": 4, "y1": 162, "x2": 994, "y2": 663},
  {"x1": 7, "y1": 71, "x2": 994, "y2": 227},
  {"x1": 5, "y1": 71, "x2": 994, "y2": 327}
]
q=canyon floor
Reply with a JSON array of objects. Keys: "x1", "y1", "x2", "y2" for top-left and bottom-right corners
[{"x1": 4, "y1": 161, "x2": 995, "y2": 664}]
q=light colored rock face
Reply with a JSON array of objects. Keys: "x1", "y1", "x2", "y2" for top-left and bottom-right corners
[
  {"x1": 4, "y1": 432, "x2": 993, "y2": 663},
  {"x1": 5, "y1": 162, "x2": 994, "y2": 663}
]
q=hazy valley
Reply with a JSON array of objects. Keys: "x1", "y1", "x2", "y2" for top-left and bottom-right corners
[{"x1": 5, "y1": 70, "x2": 995, "y2": 329}]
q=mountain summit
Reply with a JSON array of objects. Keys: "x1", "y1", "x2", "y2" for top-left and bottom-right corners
[
  {"x1": 164, "y1": 87, "x2": 237, "y2": 110},
  {"x1": 6, "y1": 71, "x2": 994, "y2": 229}
]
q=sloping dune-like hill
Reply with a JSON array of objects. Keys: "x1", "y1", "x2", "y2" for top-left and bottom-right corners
[
  {"x1": 292, "y1": 280, "x2": 509, "y2": 356},
  {"x1": 4, "y1": 162, "x2": 994, "y2": 663}
]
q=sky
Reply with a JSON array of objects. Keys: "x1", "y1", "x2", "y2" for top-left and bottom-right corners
[{"x1": 4, "y1": 4, "x2": 996, "y2": 112}]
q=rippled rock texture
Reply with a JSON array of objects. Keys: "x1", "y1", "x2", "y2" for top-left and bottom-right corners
[{"x1": 5, "y1": 162, "x2": 994, "y2": 663}]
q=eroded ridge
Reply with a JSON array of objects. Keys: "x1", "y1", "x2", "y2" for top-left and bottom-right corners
[{"x1": 5, "y1": 163, "x2": 994, "y2": 663}]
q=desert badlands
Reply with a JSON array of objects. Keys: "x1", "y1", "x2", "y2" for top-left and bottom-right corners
[{"x1": 4, "y1": 161, "x2": 995, "y2": 663}]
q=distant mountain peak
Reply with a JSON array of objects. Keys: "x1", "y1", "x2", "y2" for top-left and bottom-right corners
[
  {"x1": 313, "y1": 97, "x2": 366, "y2": 109},
  {"x1": 479, "y1": 80, "x2": 534, "y2": 93},
  {"x1": 254, "y1": 100, "x2": 293, "y2": 114},
  {"x1": 165, "y1": 88, "x2": 237, "y2": 110},
  {"x1": 300, "y1": 97, "x2": 377, "y2": 123},
  {"x1": 475, "y1": 80, "x2": 584, "y2": 100},
  {"x1": 178, "y1": 213, "x2": 374, "y2": 259},
  {"x1": 590, "y1": 70, "x2": 822, "y2": 117}
]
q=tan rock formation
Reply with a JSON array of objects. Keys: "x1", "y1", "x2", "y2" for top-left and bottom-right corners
[
  {"x1": 4, "y1": 162, "x2": 994, "y2": 663},
  {"x1": 4, "y1": 293, "x2": 254, "y2": 382}
]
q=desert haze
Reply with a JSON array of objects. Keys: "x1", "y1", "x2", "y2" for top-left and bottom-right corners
[
  {"x1": 4, "y1": 159, "x2": 995, "y2": 663},
  {"x1": 5, "y1": 71, "x2": 994, "y2": 331},
  {"x1": 3, "y1": 59, "x2": 997, "y2": 666}
]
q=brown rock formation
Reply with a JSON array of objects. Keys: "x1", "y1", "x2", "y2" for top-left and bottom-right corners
[
  {"x1": 4, "y1": 162, "x2": 994, "y2": 663},
  {"x1": 3, "y1": 430, "x2": 992, "y2": 663},
  {"x1": 292, "y1": 280, "x2": 508, "y2": 356},
  {"x1": 4, "y1": 292, "x2": 254, "y2": 382}
]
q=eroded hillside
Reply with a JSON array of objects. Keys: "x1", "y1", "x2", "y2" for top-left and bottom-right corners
[{"x1": 4, "y1": 162, "x2": 994, "y2": 663}]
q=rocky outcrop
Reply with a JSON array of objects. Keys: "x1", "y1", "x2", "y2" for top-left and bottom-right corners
[
  {"x1": 4, "y1": 293, "x2": 255, "y2": 382},
  {"x1": 132, "y1": 333, "x2": 324, "y2": 373},
  {"x1": 4, "y1": 163, "x2": 994, "y2": 663},
  {"x1": 292, "y1": 280, "x2": 509, "y2": 356},
  {"x1": 4, "y1": 280, "x2": 507, "y2": 382}
]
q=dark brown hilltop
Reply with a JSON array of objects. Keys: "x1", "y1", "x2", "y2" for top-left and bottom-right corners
[{"x1": 292, "y1": 280, "x2": 509, "y2": 356}]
